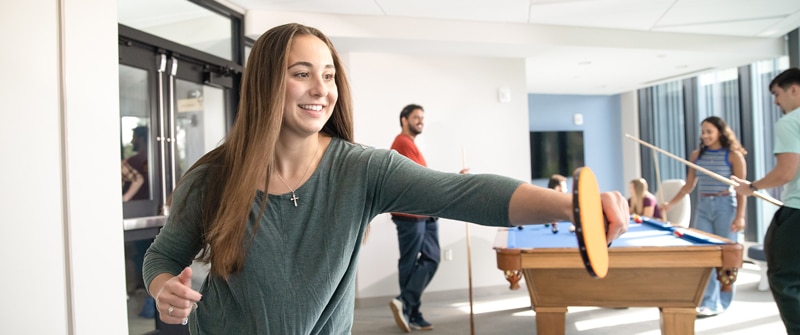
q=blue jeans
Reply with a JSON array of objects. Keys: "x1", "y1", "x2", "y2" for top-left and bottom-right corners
[
  {"x1": 694, "y1": 195, "x2": 737, "y2": 312},
  {"x1": 393, "y1": 216, "x2": 440, "y2": 317}
]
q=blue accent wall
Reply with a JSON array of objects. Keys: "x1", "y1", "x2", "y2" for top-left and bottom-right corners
[{"x1": 528, "y1": 94, "x2": 624, "y2": 193}]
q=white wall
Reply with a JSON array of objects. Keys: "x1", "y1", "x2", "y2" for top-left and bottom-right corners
[
  {"x1": 346, "y1": 52, "x2": 530, "y2": 298},
  {"x1": 0, "y1": 0, "x2": 127, "y2": 334}
]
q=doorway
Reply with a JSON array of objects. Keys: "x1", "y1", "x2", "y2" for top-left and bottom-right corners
[{"x1": 119, "y1": 26, "x2": 237, "y2": 334}]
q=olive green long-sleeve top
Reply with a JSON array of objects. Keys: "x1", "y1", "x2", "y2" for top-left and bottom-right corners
[{"x1": 144, "y1": 137, "x2": 522, "y2": 334}]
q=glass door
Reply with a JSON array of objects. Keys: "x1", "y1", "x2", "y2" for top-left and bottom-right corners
[{"x1": 119, "y1": 37, "x2": 233, "y2": 334}]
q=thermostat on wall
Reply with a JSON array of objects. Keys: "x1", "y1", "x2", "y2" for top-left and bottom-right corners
[
  {"x1": 573, "y1": 113, "x2": 584, "y2": 126},
  {"x1": 498, "y1": 88, "x2": 511, "y2": 103}
]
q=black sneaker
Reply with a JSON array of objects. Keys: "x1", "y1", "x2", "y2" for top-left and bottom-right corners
[
  {"x1": 389, "y1": 298, "x2": 410, "y2": 333},
  {"x1": 409, "y1": 314, "x2": 433, "y2": 331}
]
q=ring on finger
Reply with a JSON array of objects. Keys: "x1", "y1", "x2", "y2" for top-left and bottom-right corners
[
  {"x1": 168, "y1": 306, "x2": 174, "y2": 316},
  {"x1": 182, "y1": 317, "x2": 188, "y2": 325}
]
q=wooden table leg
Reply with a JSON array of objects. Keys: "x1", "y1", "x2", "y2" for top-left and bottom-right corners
[
  {"x1": 659, "y1": 307, "x2": 696, "y2": 335},
  {"x1": 534, "y1": 306, "x2": 567, "y2": 335}
]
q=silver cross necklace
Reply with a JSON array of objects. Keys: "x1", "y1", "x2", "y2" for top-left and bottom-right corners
[{"x1": 274, "y1": 143, "x2": 320, "y2": 207}]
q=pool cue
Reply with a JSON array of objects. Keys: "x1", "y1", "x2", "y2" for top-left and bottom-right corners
[
  {"x1": 651, "y1": 150, "x2": 667, "y2": 222},
  {"x1": 625, "y1": 134, "x2": 783, "y2": 207},
  {"x1": 462, "y1": 146, "x2": 475, "y2": 335}
]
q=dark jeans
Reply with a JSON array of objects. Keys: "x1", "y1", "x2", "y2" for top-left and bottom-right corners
[
  {"x1": 765, "y1": 206, "x2": 800, "y2": 335},
  {"x1": 393, "y1": 216, "x2": 440, "y2": 317}
]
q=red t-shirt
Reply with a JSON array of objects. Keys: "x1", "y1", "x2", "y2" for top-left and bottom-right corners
[
  {"x1": 390, "y1": 134, "x2": 427, "y2": 167},
  {"x1": 390, "y1": 134, "x2": 427, "y2": 219}
]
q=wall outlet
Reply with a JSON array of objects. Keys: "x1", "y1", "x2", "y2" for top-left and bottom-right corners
[{"x1": 444, "y1": 248, "x2": 453, "y2": 261}]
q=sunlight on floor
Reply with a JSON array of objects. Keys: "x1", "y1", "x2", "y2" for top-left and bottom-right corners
[
  {"x1": 573, "y1": 308, "x2": 660, "y2": 331},
  {"x1": 451, "y1": 296, "x2": 530, "y2": 315}
]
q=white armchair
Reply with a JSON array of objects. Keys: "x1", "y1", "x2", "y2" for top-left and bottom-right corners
[{"x1": 656, "y1": 179, "x2": 691, "y2": 228}]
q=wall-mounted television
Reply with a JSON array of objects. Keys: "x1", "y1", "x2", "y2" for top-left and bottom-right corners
[{"x1": 530, "y1": 131, "x2": 585, "y2": 180}]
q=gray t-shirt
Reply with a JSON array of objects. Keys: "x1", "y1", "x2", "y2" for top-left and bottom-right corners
[{"x1": 143, "y1": 137, "x2": 522, "y2": 334}]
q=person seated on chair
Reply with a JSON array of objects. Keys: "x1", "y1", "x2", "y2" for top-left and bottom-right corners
[
  {"x1": 628, "y1": 178, "x2": 663, "y2": 221},
  {"x1": 547, "y1": 174, "x2": 568, "y2": 193}
]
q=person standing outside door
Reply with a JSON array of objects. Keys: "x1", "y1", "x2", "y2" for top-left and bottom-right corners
[
  {"x1": 123, "y1": 126, "x2": 157, "y2": 318},
  {"x1": 733, "y1": 67, "x2": 800, "y2": 334},
  {"x1": 125, "y1": 126, "x2": 150, "y2": 200},
  {"x1": 389, "y1": 104, "x2": 467, "y2": 332}
]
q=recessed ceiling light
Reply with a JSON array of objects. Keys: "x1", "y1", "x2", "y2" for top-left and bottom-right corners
[
  {"x1": 676, "y1": 65, "x2": 688, "y2": 69},
  {"x1": 578, "y1": 61, "x2": 591, "y2": 65}
]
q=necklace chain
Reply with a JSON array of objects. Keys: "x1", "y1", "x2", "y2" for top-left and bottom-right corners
[{"x1": 274, "y1": 142, "x2": 320, "y2": 207}]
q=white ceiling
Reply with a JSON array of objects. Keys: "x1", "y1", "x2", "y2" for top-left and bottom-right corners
[{"x1": 219, "y1": 0, "x2": 800, "y2": 95}]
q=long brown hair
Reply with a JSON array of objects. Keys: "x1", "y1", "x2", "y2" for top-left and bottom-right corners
[
  {"x1": 169, "y1": 23, "x2": 354, "y2": 278},
  {"x1": 698, "y1": 116, "x2": 747, "y2": 158}
]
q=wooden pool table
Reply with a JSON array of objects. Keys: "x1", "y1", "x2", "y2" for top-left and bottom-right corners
[{"x1": 494, "y1": 217, "x2": 742, "y2": 335}]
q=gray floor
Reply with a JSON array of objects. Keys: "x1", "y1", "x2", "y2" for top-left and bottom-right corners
[
  {"x1": 128, "y1": 289, "x2": 157, "y2": 335},
  {"x1": 353, "y1": 262, "x2": 787, "y2": 335}
]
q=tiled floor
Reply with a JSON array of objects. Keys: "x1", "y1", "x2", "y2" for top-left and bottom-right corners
[{"x1": 352, "y1": 262, "x2": 786, "y2": 334}]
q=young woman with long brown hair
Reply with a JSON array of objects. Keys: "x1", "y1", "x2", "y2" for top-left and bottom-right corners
[
  {"x1": 663, "y1": 115, "x2": 747, "y2": 317},
  {"x1": 142, "y1": 23, "x2": 629, "y2": 334}
]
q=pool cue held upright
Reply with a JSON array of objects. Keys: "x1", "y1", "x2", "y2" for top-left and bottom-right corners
[
  {"x1": 651, "y1": 150, "x2": 667, "y2": 222},
  {"x1": 625, "y1": 134, "x2": 783, "y2": 207},
  {"x1": 462, "y1": 146, "x2": 475, "y2": 335}
]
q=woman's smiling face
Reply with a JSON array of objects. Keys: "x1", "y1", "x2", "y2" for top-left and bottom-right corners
[
  {"x1": 282, "y1": 34, "x2": 338, "y2": 137},
  {"x1": 700, "y1": 121, "x2": 721, "y2": 149}
]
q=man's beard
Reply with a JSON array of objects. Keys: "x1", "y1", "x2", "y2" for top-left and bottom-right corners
[{"x1": 407, "y1": 124, "x2": 422, "y2": 136}]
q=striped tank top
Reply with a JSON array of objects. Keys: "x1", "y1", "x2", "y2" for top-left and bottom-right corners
[{"x1": 694, "y1": 148, "x2": 733, "y2": 195}]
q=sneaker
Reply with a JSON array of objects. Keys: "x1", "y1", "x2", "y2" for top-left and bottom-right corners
[
  {"x1": 409, "y1": 314, "x2": 434, "y2": 331},
  {"x1": 389, "y1": 298, "x2": 410, "y2": 333},
  {"x1": 696, "y1": 307, "x2": 720, "y2": 318}
]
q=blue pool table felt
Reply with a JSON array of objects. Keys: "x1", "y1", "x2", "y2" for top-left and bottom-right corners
[{"x1": 505, "y1": 217, "x2": 726, "y2": 249}]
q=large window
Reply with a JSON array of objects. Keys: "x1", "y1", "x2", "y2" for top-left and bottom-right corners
[
  {"x1": 697, "y1": 68, "x2": 741, "y2": 136},
  {"x1": 638, "y1": 81, "x2": 687, "y2": 184}
]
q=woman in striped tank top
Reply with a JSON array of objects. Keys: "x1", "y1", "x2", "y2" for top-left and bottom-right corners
[{"x1": 662, "y1": 116, "x2": 747, "y2": 318}]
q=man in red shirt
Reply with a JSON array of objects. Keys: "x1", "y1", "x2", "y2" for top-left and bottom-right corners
[{"x1": 389, "y1": 104, "x2": 469, "y2": 332}]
